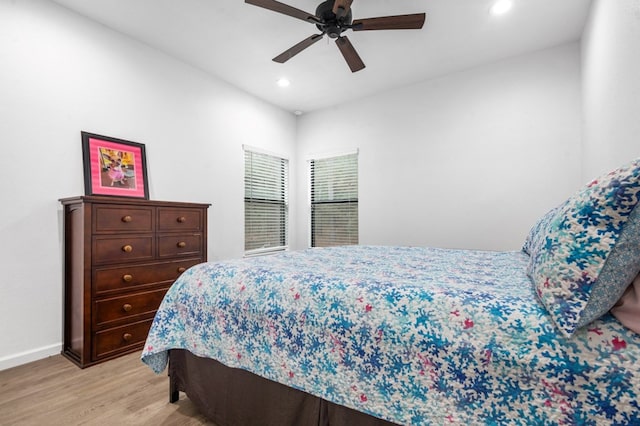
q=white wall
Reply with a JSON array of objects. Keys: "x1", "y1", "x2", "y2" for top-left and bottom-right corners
[
  {"x1": 582, "y1": 0, "x2": 640, "y2": 179},
  {"x1": 0, "y1": 0, "x2": 296, "y2": 370},
  {"x1": 295, "y1": 43, "x2": 583, "y2": 251}
]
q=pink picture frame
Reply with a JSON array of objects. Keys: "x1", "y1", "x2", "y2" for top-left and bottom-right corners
[{"x1": 81, "y1": 131, "x2": 149, "y2": 199}]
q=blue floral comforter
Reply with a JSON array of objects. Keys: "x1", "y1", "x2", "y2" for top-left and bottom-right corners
[{"x1": 141, "y1": 246, "x2": 640, "y2": 425}]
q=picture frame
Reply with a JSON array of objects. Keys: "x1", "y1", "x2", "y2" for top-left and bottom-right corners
[{"x1": 81, "y1": 131, "x2": 149, "y2": 199}]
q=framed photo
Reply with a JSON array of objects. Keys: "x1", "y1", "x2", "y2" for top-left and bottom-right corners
[{"x1": 81, "y1": 131, "x2": 149, "y2": 199}]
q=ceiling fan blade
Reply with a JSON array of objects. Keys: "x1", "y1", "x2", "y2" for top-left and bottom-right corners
[
  {"x1": 353, "y1": 13, "x2": 426, "y2": 31},
  {"x1": 273, "y1": 34, "x2": 324, "y2": 63},
  {"x1": 335, "y1": 36, "x2": 365, "y2": 73},
  {"x1": 332, "y1": 0, "x2": 353, "y2": 19},
  {"x1": 245, "y1": 0, "x2": 320, "y2": 24}
]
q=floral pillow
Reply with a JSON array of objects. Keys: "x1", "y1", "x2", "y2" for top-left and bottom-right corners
[
  {"x1": 522, "y1": 203, "x2": 564, "y2": 256},
  {"x1": 527, "y1": 158, "x2": 640, "y2": 337}
]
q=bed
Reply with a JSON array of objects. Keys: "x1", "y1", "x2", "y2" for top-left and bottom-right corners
[{"x1": 142, "y1": 158, "x2": 640, "y2": 425}]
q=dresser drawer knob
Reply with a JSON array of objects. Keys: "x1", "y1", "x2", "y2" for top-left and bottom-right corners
[
  {"x1": 122, "y1": 245, "x2": 133, "y2": 253},
  {"x1": 177, "y1": 216, "x2": 186, "y2": 223},
  {"x1": 177, "y1": 267, "x2": 186, "y2": 273},
  {"x1": 177, "y1": 241, "x2": 186, "y2": 248},
  {"x1": 123, "y1": 333, "x2": 133, "y2": 342},
  {"x1": 122, "y1": 274, "x2": 133, "y2": 282},
  {"x1": 122, "y1": 303, "x2": 133, "y2": 312},
  {"x1": 121, "y1": 215, "x2": 133, "y2": 223}
]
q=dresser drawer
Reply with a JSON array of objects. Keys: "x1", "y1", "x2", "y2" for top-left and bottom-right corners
[
  {"x1": 94, "y1": 258, "x2": 200, "y2": 294},
  {"x1": 94, "y1": 319, "x2": 153, "y2": 360},
  {"x1": 158, "y1": 207, "x2": 203, "y2": 232},
  {"x1": 94, "y1": 205, "x2": 153, "y2": 233},
  {"x1": 93, "y1": 235, "x2": 154, "y2": 265},
  {"x1": 158, "y1": 233, "x2": 203, "y2": 258},
  {"x1": 95, "y1": 287, "x2": 169, "y2": 327}
]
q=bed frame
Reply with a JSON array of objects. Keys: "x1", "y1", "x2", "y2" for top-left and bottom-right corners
[{"x1": 168, "y1": 349, "x2": 399, "y2": 426}]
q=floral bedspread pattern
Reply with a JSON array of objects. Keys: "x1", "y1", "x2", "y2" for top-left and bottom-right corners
[{"x1": 142, "y1": 246, "x2": 640, "y2": 425}]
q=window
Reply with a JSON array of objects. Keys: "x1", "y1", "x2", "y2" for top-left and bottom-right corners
[
  {"x1": 244, "y1": 148, "x2": 288, "y2": 255},
  {"x1": 310, "y1": 152, "x2": 358, "y2": 247}
]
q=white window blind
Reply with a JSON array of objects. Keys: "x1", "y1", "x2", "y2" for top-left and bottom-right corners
[
  {"x1": 244, "y1": 149, "x2": 288, "y2": 255},
  {"x1": 310, "y1": 153, "x2": 358, "y2": 247}
]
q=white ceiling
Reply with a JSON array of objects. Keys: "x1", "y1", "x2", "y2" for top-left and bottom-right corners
[{"x1": 51, "y1": 0, "x2": 592, "y2": 114}]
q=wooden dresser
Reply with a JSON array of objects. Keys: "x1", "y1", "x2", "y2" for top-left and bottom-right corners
[{"x1": 60, "y1": 196, "x2": 210, "y2": 368}]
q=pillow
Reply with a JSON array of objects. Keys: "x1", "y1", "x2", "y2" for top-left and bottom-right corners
[
  {"x1": 576, "y1": 205, "x2": 640, "y2": 328},
  {"x1": 528, "y1": 158, "x2": 640, "y2": 337},
  {"x1": 522, "y1": 203, "x2": 564, "y2": 255},
  {"x1": 611, "y1": 274, "x2": 640, "y2": 334}
]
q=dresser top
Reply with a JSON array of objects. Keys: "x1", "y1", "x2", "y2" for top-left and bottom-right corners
[{"x1": 59, "y1": 195, "x2": 210, "y2": 209}]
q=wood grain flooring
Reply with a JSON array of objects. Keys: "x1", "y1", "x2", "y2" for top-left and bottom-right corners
[{"x1": 0, "y1": 351, "x2": 216, "y2": 426}]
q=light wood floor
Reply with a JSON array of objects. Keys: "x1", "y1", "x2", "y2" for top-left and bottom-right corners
[{"x1": 0, "y1": 351, "x2": 217, "y2": 425}]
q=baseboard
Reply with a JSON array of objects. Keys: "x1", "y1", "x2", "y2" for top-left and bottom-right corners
[{"x1": 0, "y1": 343, "x2": 62, "y2": 371}]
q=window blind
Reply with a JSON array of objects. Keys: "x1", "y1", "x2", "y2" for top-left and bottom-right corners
[
  {"x1": 310, "y1": 153, "x2": 358, "y2": 247},
  {"x1": 244, "y1": 149, "x2": 288, "y2": 254}
]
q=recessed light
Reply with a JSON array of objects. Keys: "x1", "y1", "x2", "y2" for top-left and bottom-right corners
[
  {"x1": 490, "y1": 0, "x2": 513, "y2": 16},
  {"x1": 277, "y1": 78, "x2": 291, "y2": 88}
]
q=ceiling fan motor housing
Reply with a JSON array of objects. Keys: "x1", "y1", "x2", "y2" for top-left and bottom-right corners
[{"x1": 315, "y1": 0, "x2": 352, "y2": 38}]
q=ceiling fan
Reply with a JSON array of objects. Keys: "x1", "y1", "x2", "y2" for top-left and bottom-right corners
[{"x1": 245, "y1": 0, "x2": 426, "y2": 72}]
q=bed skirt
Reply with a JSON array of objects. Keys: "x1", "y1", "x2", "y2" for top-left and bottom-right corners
[{"x1": 168, "y1": 349, "x2": 399, "y2": 426}]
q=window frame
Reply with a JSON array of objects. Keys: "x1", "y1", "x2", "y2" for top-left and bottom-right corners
[
  {"x1": 309, "y1": 151, "x2": 359, "y2": 248},
  {"x1": 244, "y1": 146, "x2": 289, "y2": 256}
]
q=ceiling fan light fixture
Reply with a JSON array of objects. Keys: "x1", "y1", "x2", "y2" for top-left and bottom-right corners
[{"x1": 489, "y1": 0, "x2": 513, "y2": 16}]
